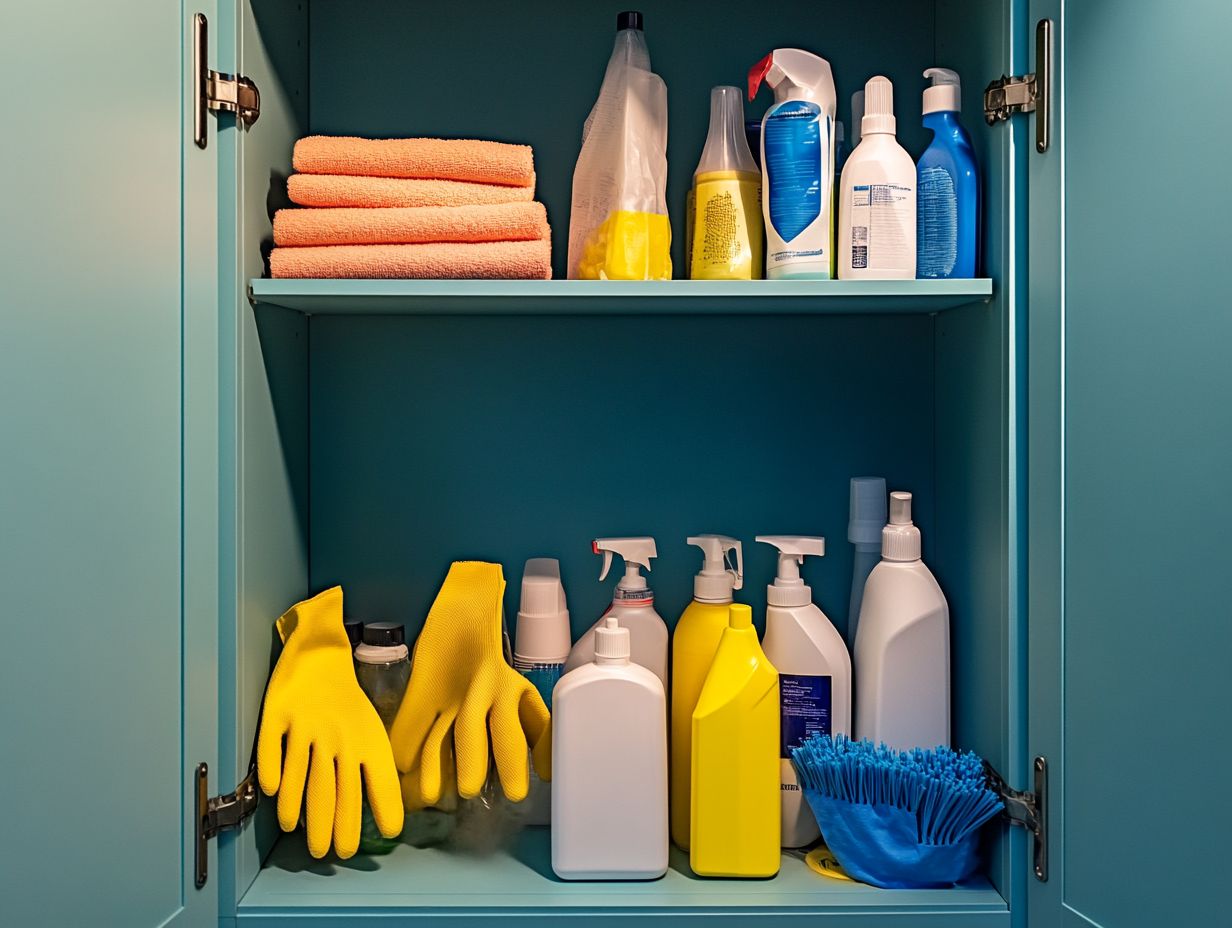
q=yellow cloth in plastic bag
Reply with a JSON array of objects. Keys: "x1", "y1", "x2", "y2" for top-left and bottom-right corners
[
  {"x1": 257, "y1": 586, "x2": 403, "y2": 859},
  {"x1": 575, "y1": 210, "x2": 672, "y2": 280},
  {"x1": 391, "y1": 562, "x2": 552, "y2": 804}
]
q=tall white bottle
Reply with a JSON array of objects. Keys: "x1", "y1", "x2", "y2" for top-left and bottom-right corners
[
  {"x1": 564, "y1": 537, "x2": 667, "y2": 688},
  {"x1": 757, "y1": 536, "x2": 851, "y2": 848},
  {"x1": 838, "y1": 76, "x2": 917, "y2": 279},
  {"x1": 552, "y1": 617, "x2": 669, "y2": 880},
  {"x1": 853, "y1": 492, "x2": 950, "y2": 751}
]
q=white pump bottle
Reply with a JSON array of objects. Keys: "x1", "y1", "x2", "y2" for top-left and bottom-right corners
[
  {"x1": 757, "y1": 535, "x2": 851, "y2": 848},
  {"x1": 564, "y1": 537, "x2": 667, "y2": 688}
]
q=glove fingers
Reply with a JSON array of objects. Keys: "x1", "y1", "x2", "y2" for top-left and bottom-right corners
[
  {"x1": 417, "y1": 711, "x2": 455, "y2": 806},
  {"x1": 389, "y1": 685, "x2": 436, "y2": 773},
  {"x1": 454, "y1": 688, "x2": 492, "y2": 800},
  {"x1": 362, "y1": 750, "x2": 404, "y2": 839},
  {"x1": 518, "y1": 681, "x2": 553, "y2": 781},
  {"x1": 334, "y1": 760, "x2": 362, "y2": 859},
  {"x1": 256, "y1": 708, "x2": 287, "y2": 797},
  {"x1": 305, "y1": 749, "x2": 336, "y2": 859},
  {"x1": 276, "y1": 731, "x2": 311, "y2": 833},
  {"x1": 490, "y1": 688, "x2": 531, "y2": 802}
]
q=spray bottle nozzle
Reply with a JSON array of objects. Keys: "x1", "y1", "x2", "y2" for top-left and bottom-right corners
[
  {"x1": 686, "y1": 534, "x2": 744, "y2": 602},
  {"x1": 593, "y1": 537, "x2": 657, "y2": 590},
  {"x1": 756, "y1": 535, "x2": 824, "y2": 608}
]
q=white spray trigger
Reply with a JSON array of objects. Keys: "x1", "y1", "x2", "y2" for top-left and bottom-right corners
[
  {"x1": 756, "y1": 535, "x2": 824, "y2": 607},
  {"x1": 686, "y1": 534, "x2": 744, "y2": 601},
  {"x1": 592, "y1": 538, "x2": 657, "y2": 590}
]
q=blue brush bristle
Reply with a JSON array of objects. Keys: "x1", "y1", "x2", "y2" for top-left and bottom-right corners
[{"x1": 791, "y1": 735, "x2": 1004, "y2": 847}]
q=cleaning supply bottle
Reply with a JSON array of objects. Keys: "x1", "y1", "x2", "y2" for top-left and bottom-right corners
[
  {"x1": 354, "y1": 622, "x2": 412, "y2": 854},
  {"x1": 854, "y1": 492, "x2": 950, "y2": 751},
  {"x1": 756, "y1": 536, "x2": 851, "y2": 848},
  {"x1": 564, "y1": 538, "x2": 667, "y2": 687},
  {"x1": 669, "y1": 534, "x2": 743, "y2": 849},
  {"x1": 916, "y1": 68, "x2": 980, "y2": 279},
  {"x1": 687, "y1": 86, "x2": 763, "y2": 280},
  {"x1": 838, "y1": 76, "x2": 917, "y2": 279},
  {"x1": 748, "y1": 49, "x2": 838, "y2": 279},
  {"x1": 551, "y1": 616, "x2": 669, "y2": 880},
  {"x1": 690, "y1": 603, "x2": 780, "y2": 877},
  {"x1": 513, "y1": 558, "x2": 571, "y2": 826},
  {"x1": 847, "y1": 476, "x2": 887, "y2": 644}
]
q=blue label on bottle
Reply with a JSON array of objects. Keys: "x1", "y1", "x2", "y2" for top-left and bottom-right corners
[
  {"x1": 779, "y1": 673, "x2": 832, "y2": 758},
  {"x1": 764, "y1": 101, "x2": 824, "y2": 242}
]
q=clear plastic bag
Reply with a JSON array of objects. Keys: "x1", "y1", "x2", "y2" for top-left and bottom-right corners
[{"x1": 567, "y1": 23, "x2": 671, "y2": 280}]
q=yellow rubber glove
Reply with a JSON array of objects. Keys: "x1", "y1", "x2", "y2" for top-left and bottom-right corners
[
  {"x1": 390, "y1": 562, "x2": 552, "y2": 804},
  {"x1": 257, "y1": 587, "x2": 403, "y2": 858}
]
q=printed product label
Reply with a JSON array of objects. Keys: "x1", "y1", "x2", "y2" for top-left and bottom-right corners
[
  {"x1": 779, "y1": 673, "x2": 832, "y2": 758},
  {"x1": 848, "y1": 183, "x2": 914, "y2": 272},
  {"x1": 764, "y1": 101, "x2": 826, "y2": 242}
]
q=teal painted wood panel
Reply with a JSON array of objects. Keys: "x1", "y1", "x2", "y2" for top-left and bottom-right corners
[
  {"x1": 1031, "y1": 2, "x2": 1230, "y2": 926},
  {"x1": 249, "y1": 278, "x2": 994, "y2": 315},
  {"x1": 237, "y1": 829, "x2": 1006, "y2": 925},
  {"x1": 0, "y1": 1, "x2": 211, "y2": 925}
]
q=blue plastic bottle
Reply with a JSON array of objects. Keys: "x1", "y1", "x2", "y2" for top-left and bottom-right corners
[{"x1": 916, "y1": 68, "x2": 979, "y2": 279}]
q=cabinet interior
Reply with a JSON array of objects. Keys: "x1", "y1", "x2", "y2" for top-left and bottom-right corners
[{"x1": 219, "y1": 0, "x2": 1022, "y2": 919}]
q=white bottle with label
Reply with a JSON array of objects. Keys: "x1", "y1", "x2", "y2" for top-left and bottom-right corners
[
  {"x1": 552, "y1": 616, "x2": 669, "y2": 880},
  {"x1": 854, "y1": 491, "x2": 950, "y2": 751},
  {"x1": 757, "y1": 536, "x2": 851, "y2": 848},
  {"x1": 564, "y1": 537, "x2": 667, "y2": 688},
  {"x1": 838, "y1": 75, "x2": 917, "y2": 279}
]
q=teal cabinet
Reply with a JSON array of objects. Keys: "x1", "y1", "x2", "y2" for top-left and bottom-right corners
[{"x1": 2, "y1": 1, "x2": 1224, "y2": 926}]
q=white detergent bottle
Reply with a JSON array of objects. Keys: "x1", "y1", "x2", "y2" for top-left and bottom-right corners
[
  {"x1": 853, "y1": 492, "x2": 950, "y2": 751},
  {"x1": 564, "y1": 537, "x2": 667, "y2": 688},
  {"x1": 757, "y1": 535, "x2": 851, "y2": 848},
  {"x1": 748, "y1": 48, "x2": 838, "y2": 279},
  {"x1": 838, "y1": 76, "x2": 917, "y2": 279},
  {"x1": 552, "y1": 616, "x2": 669, "y2": 880}
]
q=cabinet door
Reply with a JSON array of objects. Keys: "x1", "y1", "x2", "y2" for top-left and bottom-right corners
[
  {"x1": 1027, "y1": 2, "x2": 1229, "y2": 925},
  {"x1": 0, "y1": 2, "x2": 217, "y2": 925}
]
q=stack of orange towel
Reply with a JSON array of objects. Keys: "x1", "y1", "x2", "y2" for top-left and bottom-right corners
[{"x1": 270, "y1": 137, "x2": 551, "y2": 279}]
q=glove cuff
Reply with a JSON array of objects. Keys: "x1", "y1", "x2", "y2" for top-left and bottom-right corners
[{"x1": 276, "y1": 586, "x2": 350, "y2": 649}]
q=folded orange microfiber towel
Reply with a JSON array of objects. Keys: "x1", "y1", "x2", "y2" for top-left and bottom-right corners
[
  {"x1": 287, "y1": 173, "x2": 535, "y2": 209},
  {"x1": 293, "y1": 136, "x2": 535, "y2": 187},
  {"x1": 273, "y1": 202, "x2": 549, "y2": 248},
  {"x1": 269, "y1": 239, "x2": 552, "y2": 280}
]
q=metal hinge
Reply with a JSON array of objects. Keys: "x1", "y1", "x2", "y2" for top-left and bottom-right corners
[
  {"x1": 984, "y1": 18, "x2": 1052, "y2": 152},
  {"x1": 984, "y1": 756, "x2": 1048, "y2": 882},
  {"x1": 195, "y1": 762, "x2": 259, "y2": 889},
  {"x1": 193, "y1": 12, "x2": 260, "y2": 149}
]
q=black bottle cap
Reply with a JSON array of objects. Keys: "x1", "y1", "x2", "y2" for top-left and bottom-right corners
[
  {"x1": 363, "y1": 622, "x2": 405, "y2": 647},
  {"x1": 343, "y1": 619, "x2": 364, "y2": 647},
  {"x1": 616, "y1": 10, "x2": 643, "y2": 31}
]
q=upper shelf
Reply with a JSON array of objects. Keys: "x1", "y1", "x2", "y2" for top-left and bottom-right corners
[{"x1": 248, "y1": 278, "x2": 994, "y2": 316}]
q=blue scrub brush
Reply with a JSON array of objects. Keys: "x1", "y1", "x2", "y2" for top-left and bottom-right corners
[{"x1": 790, "y1": 734, "x2": 1004, "y2": 889}]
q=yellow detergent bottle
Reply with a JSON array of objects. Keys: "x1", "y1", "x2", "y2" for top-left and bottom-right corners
[
  {"x1": 688, "y1": 86, "x2": 764, "y2": 280},
  {"x1": 690, "y1": 603, "x2": 780, "y2": 877},
  {"x1": 669, "y1": 535, "x2": 744, "y2": 849}
]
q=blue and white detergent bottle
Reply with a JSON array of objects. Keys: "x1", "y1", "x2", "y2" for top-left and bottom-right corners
[
  {"x1": 748, "y1": 49, "x2": 837, "y2": 279},
  {"x1": 917, "y1": 68, "x2": 980, "y2": 279}
]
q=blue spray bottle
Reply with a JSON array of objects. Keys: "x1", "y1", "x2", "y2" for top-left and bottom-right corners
[{"x1": 916, "y1": 68, "x2": 979, "y2": 279}]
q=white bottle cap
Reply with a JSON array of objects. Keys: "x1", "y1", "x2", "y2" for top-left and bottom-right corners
[
  {"x1": 594, "y1": 615, "x2": 630, "y2": 662},
  {"x1": 923, "y1": 67, "x2": 962, "y2": 115},
  {"x1": 848, "y1": 476, "x2": 888, "y2": 547},
  {"x1": 881, "y1": 491, "x2": 922, "y2": 561},
  {"x1": 514, "y1": 557, "x2": 571, "y2": 663},
  {"x1": 861, "y1": 75, "x2": 896, "y2": 136}
]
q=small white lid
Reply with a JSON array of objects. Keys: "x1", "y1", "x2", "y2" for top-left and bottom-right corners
[
  {"x1": 514, "y1": 557, "x2": 571, "y2": 663},
  {"x1": 882, "y1": 491, "x2": 922, "y2": 561},
  {"x1": 594, "y1": 615, "x2": 630, "y2": 662},
  {"x1": 848, "y1": 476, "x2": 888, "y2": 547},
  {"x1": 923, "y1": 67, "x2": 961, "y2": 114},
  {"x1": 861, "y1": 75, "x2": 896, "y2": 136}
]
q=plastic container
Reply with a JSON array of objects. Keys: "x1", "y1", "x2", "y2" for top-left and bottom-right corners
[
  {"x1": 669, "y1": 535, "x2": 744, "y2": 850},
  {"x1": 748, "y1": 49, "x2": 838, "y2": 279},
  {"x1": 757, "y1": 535, "x2": 851, "y2": 848},
  {"x1": 854, "y1": 491, "x2": 951, "y2": 751},
  {"x1": 690, "y1": 603, "x2": 780, "y2": 877},
  {"x1": 565, "y1": 538, "x2": 667, "y2": 687},
  {"x1": 847, "y1": 476, "x2": 888, "y2": 644},
  {"x1": 687, "y1": 86, "x2": 763, "y2": 280},
  {"x1": 354, "y1": 622, "x2": 411, "y2": 854},
  {"x1": 551, "y1": 616, "x2": 669, "y2": 880},
  {"x1": 838, "y1": 76, "x2": 917, "y2": 279},
  {"x1": 916, "y1": 68, "x2": 980, "y2": 279}
]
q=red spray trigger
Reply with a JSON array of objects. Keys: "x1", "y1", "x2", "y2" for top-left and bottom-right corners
[{"x1": 748, "y1": 53, "x2": 773, "y2": 101}]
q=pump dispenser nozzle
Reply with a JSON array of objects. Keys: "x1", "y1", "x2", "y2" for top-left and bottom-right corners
[
  {"x1": 756, "y1": 535, "x2": 824, "y2": 607},
  {"x1": 881, "y1": 491, "x2": 922, "y2": 561},
  {"x1": 922, "y1": 67, "x2": 961, "y2": 114},
  {"x1": 686, "y1": 535, "x2": 744, "y2": 602}
]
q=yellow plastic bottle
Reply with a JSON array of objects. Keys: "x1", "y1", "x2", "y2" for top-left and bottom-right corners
[
  {"x1": 669, "y1": 535, "x2": 744, "y2": 849},
  {"x1": 690, "y1": 603, "x2": 780, "y2": 877}
]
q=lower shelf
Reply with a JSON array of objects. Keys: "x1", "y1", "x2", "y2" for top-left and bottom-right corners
[{"x1": 237, "y1": 827, "x2": 1008, "y2": 925}]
